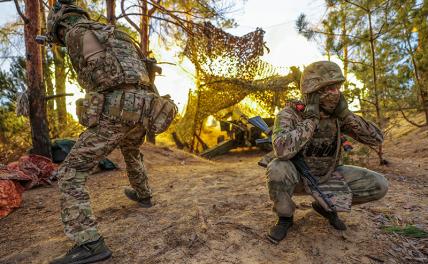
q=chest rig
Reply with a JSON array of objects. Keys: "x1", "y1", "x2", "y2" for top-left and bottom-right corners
[
  {"x1": 65, "y1": 22, "x2": 151, "y2": 93},
  {"x1": 303, "y1": 116, "x2": 340, "y2": 182}
]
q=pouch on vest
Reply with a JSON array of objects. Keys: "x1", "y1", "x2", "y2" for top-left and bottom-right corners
[
  {"x1": 121, "y1": 91, "x2": 145, "y2": 124},
  {"x1": 76, "y1": 92, "x2": 105, "y2": 127},
  {"x1": 148, "y1": 94, "x2": 177, "y2": 134},
  {"x1": 104, "y1": 90, "x2": 148, "y2": 125}
]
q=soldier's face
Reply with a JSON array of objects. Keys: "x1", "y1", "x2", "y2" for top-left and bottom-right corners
[{"x1": 319, "y1": 83, "x2": 341, "y2": 113}]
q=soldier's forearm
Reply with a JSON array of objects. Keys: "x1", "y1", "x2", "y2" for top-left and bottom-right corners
[
  {"x1": 341, "y1": 113, "x2": 384, "y2": 146},
  {"x1": 272, "y1": 119, "x2": 317, "y2": 159}
]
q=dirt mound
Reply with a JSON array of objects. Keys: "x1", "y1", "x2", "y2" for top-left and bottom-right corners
[{"x1": 0, "y1": 130, "x2": 427, "y2": 263}]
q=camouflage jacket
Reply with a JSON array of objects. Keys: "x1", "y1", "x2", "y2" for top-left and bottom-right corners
[{"x1": 272, "y1": 101, "x2": 383, "y2": 180}]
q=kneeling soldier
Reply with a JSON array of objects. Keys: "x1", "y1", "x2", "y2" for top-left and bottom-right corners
[{"x1": 266, "y1": 61, "x2": 388, "y2": 244}]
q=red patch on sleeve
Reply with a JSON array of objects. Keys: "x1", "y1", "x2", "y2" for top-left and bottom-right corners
[{"x1": 296, "y1": 104, "x2": 305, "y2": 112}]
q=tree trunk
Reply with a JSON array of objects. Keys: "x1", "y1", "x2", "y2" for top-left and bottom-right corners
[
  {"x1": 40, "y1": 1, "x2": 54, "y2": 114},
  {"x1": 106, "y1": 0, "x2": 116, "y2": 25},
  {"x1": 416, "y1": 15, "x2": 428, "y2": 126},
  {"x1": 52, "y1": 46, "x2": 67, "y2": 131},
  {"x1": 40, "y1": 0, "x2": 57, "y2": 137},
  {"x1": 24, "y1": 0, "x2": 52, "y2": 158},
  {"x1": 139, "y1": 0, "x2": 156, "y2": 143},
  {"x1": 47, "y1": 0, "x2": 67, "y2": 131},
  {"x1": 341, "y1": 3, "x2": 349, "y2": 90},
  {"x1": 140, "y1": 0, "x2": 150, "y2": 56},
  {"x1": 368, "y1": 11, "x2": 384, "y2": 165}
]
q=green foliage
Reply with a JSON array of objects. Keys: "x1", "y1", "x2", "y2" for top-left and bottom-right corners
[
  {"x1": 0, "y1": 106, "x2": 31, "y2": 164},
  {"x1": 118, "y1": 0, "x2": 241, "y2": 50},
  {"x1": 0, "y1": 57, "x2": 26, "y2": 105},
  {"x1": 297, "y1": 0, "x2": 428, "y2": 129},
  {"x1": 382, "y1": 225, "x2": 428, "y2": 238},
  {"x1": 0, "y1": 56, "x2": 83, "y2": 164}
]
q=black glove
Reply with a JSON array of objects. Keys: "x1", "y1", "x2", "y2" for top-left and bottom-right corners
[
  {"x1": 332, "y1": 93, "x2": 351, "y2": 119},
  {"x1": 302, "y1": 92, "x2": 320, "y2": 120}
]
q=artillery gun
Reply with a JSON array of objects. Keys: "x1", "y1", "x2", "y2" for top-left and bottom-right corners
[{"x1": 200, "y1": 116, "x2": 274, "y2": 159}]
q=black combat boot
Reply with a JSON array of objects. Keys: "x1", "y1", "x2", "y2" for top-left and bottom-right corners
[
  {"x1": 312, "y1": 201, "x2": 347, "y2": 230},
  {"x1": 267, "y1": 216, "x2": 294, "y2": 244},
  {"x1": 124, "y1": 188, "x2": 153, "y2": 208},
  {"x1": 50, "y1": 237, "x2": 112, "y2": 264}
]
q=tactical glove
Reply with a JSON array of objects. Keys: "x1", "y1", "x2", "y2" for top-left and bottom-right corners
[
  {"x1": 332, "y1": 93, "x2": 351, "y2": 119},
  {"x1": 302, "y1": 92, "x2": 320, "y2": 121}
]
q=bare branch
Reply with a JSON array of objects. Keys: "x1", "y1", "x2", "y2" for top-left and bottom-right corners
[
  {"x1": 45, "y1": 93, "x2": 74, "y2": 100},
  {"x1": 14, "y1": 0, "x2": 30, "y2": 24},
  {"x1": 398, "y1": 108, "x2": 426, "y2": 127},
  {"x1": 393, "y1": 99, "x2": 427, "y2": 127},
  {"x1": 359, "y1": 97, "x2": 377, "y2": 106},
  {"x1": 120, "y1": 0, "x2": 141, "y2": 34},
  {"x1": 298, "y1": 28, "x2": 367, "y2": 40},
  {"x1": 116, "y1": 12, "x2": 191, "y2": 31},
  {"x1": 148, "y1": 0, "x2": 160, "y2": 16},
  {"x1": 343, "y1": 0, "x2": 369, "y2": 12}
]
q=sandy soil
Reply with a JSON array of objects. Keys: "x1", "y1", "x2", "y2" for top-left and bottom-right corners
[{"x1": 1, "y1": 125, "x2": 427, "y2": 264}]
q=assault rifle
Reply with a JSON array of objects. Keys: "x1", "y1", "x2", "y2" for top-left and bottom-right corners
[{"x1": 247, "y1": 116, "x2": 336, "y2": 212}]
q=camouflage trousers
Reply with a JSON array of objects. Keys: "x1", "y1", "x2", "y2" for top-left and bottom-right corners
[
  {"x1": 266, "y1": 158, "x2": 388, "y2": 217},
  {"x1": 57, "y1": 115, "x2": 152, "y2": 245}
]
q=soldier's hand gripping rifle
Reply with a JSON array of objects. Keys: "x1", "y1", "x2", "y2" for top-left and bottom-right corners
[{"x1": 247, "y1": 116, "x2": 336, "y2": 213}]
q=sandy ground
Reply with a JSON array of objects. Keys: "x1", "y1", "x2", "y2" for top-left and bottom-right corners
[{"x1": 1, "y1": 125, "x2": 427, "y2": 264}]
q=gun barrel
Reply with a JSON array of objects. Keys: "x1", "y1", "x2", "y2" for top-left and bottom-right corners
[{"x1": 248, "y1": 116, "x2": 271, "y2": 134}]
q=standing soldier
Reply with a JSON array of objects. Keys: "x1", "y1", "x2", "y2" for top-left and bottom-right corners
[
  {"x1": 42, "y1": 1, "x2": 177, "y2": 263},
  {"x1": 266, "y1": 61, "x2": 388, "y2": 244}
]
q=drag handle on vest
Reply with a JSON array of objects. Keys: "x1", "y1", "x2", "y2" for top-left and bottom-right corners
[{"x1": 290, "y1": 152, "x2": 337, "y2": 213}]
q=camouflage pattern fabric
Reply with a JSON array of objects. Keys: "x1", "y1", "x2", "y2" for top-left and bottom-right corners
[
  {"x1": 58, "y1": 114, "x2": 151, "y2": 245},
  {"x1": 102, "y1": 87, "x2": 177, "y2": 134},
  {"x1": 341, "y1": 113, "x2": 384, "y2": 145},
  {"x1": 266, "y1": 159, "x2": 388, "y2": 217},
  {"x1": 65, "y1": 22, "x2": 151, "y2": 93},
  {"x1": 272, "y1": 102, "x2": 318, "y2": 161},
  {"x1": 267, "y1": 101, "x2": 386, "y2": 216},
  {"x1": 300, "y1": 61, "x2": 345, "y2": 94},
  {"x1": 46, "y1": 1, "x2": 174, "y2": 249},
  {"x1": 46, "y1": 1, "x2": 90, "y2": 45}
]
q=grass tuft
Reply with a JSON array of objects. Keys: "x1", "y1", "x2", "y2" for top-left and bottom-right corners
[{"x1": 382, "y1": 225, "x2": 428, "y2": 238}]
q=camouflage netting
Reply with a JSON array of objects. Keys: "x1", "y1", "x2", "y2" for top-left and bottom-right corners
[{"x1": 175, "y1": 22, "x2": 302, "y2": 150}]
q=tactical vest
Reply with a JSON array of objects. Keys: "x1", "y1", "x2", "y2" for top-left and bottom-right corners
[
  {"x1": 65, "y1": 22, "x2": 151, "y2": 93},
  {"x1": 303, "y1": 116, "x2": 340, "y2": 183}
]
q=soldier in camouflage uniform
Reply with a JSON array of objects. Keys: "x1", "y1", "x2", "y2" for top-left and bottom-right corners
[
  {"x1": 43, "y1": 1, "x2": 177, "y2": 263},
  {"x1": 266, "y1": 61, "x2": 388, "y2": 244}
]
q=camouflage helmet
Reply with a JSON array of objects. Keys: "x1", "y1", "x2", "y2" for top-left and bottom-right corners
[
  {"x1": 46, "y1": 0, "x2": 89, "y2": 45},
  {"x1": 300, "y1": 61, "x2": 345, "y2": 94}
]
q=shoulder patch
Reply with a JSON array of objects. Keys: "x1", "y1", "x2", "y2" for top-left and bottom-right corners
[{"x1": 285, "y1": 100, "x2": 305, "y2": 112}]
